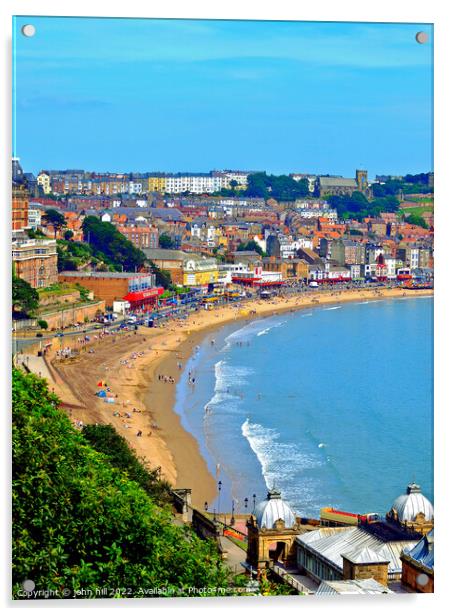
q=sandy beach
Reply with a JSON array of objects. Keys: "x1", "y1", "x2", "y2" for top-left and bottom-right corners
[{"x1": 38, "y1": 286, "x2": 433, "y2": 510}]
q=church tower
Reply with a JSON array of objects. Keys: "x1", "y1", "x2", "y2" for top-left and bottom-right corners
[{"x1": 356, "y1": 169, "x2": 368, "y2": 192}]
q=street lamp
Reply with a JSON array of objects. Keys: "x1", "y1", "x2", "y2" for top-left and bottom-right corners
[
  {"x1": 204, "y1": 501, "x2": 208, "y2": 513},
  {"x1": 253, "y1": 494, "x2": 256, "y2": 510},
  {"x1": 230, "y1": 500, "x2": 235, "y2": 526},
  {"x1": 244, "y1": 497, "x2": 249, "y2": 511},
  {"x1": 217, "y1": 480, "x2": 222, "y2": 516}
]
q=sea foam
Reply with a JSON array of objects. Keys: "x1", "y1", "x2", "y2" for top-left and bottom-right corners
[{"x1": 241, "y1": 418, "x2": 322, "y2": 493}]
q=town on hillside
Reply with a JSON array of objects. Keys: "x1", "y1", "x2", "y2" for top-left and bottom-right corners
[
  {"x1": 12, "y1": 160, "x2": 433, "y2": 331},
  {"x1": 11, "y1": 159, "x2": 434, "y2": 597}
]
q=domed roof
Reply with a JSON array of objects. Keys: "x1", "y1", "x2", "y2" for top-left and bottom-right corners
[
  {"x1": 254, "y1": 489, "x2": 296, "y2": 529},
  {"x1": 391, "y1": 483, "x2": 434, "y2": 522}
]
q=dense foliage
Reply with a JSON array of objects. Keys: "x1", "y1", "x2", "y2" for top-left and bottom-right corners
[
  {"x1": 82, "y1": 217, "x2": 147, "y2": 271},
  {"x1": 81, "y1": 424, "x2": 172, "y2": 507},
  {"x1": 372, "y1": 173, "x2": 433, "y2": 197},
  {"x1": 158, "y1": 233, "x2": 175, "y2": 249},
  {"x1": 12, "y1": 369, "x2": 231, "y2": 599},
  {"x1": 26, "y1": 228, "x2": 46, "y2": 239},
  {"x1": 12, "y1": 273, "x2": 39, "y2": 316},
  {"x1": 57, "y1": 240, "x2": 97, "y2": 272},
  {"x1": 405, "y1": 213, "x2": 429, "y2": 229},
  {"x1": 43, "y1": 209, "x2": 66, "y2": 237},
  {"x1": 244, "y1": 173, "x2": 309, "y2": 201},
  {"x1": 237, "y1": 240, "x2": 266, "y2": 257},
  {"x1": 326, "y1": 192, "x2": 400, "y2": 221}
]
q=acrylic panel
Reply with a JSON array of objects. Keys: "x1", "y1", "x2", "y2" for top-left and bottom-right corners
[{"x1": 12, "y1": 15, "x2": 434, "y2": 600}]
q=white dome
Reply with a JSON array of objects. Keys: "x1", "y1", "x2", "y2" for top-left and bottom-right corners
[
  {"x1": 254, "y1": 489, "x2": 296, "y2": 529},
  {"x1": 391, "y1": 483, "x2": 434, "y2": 522}
]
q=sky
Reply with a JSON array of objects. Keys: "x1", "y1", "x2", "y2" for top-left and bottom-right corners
[{"x1": 12, "y1": 17, "x2": 433, "y2": 178}]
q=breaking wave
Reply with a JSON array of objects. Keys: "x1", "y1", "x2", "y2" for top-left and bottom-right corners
[{"x1": 241, "y1": 418, "x2": 323, "y2": 499}]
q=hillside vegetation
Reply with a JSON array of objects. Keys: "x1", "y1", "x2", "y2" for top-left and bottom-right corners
[{"x1": 12, "y1": 369, "x2": 230, "y2": 599}]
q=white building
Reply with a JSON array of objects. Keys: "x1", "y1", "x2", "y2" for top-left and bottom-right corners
[
  {"x1": 383, "y1": 256, "x2": 401, "y2": 279},
  {"x1": 128, "y1": 181, "x2": 143, "y2": 195},
  {"x1": 37, "y1": 172, "x2": 51, "y2": 194},
  {"x1": 163, "y1": 171, "x2": 251, "y2": 194},
  {"x1": 27, "y1": 207, "x2": 42, "y2": 230},
  {"x1": 291, "y1": 174, "x2": 317, "y2": 193},
  {"x1": 220, "y1": 170, "x2": 249, "y2": 189},
  {"x1": 408, "y1": 248, "x2": 420, "y2": 270}
]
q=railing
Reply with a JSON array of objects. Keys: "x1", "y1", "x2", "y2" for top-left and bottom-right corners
[{"x1": 269, "y1": 562, "x2": 312, "y2": 595}]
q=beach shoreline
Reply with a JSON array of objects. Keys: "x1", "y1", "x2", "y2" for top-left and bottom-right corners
[{"x1": 38, "y1": 287, "x2": 433, "y2": 510}]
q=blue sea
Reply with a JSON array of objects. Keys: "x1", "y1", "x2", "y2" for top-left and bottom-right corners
[{"x1": 174, "y1": 297, "x2": 433, "y2": 518}]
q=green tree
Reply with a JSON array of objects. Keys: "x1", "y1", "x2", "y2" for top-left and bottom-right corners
[
  {"x1": 26, "y1": 228, "x2": 46, "y2": 239},
  {"x1": 64, "y1": 229, "x2": 74, "y2": 241},
  {"x1": 12, "y1": 369, "x2": 231, "y2": 598},
  {"x1": 150, "y1": 264, "x2": 172, "y2": 289},
  {"x1": 405, "y1": 213, "x2": 429, "y2": 229},
  {"x1": 244, "y1": 173, "x2": 309, "y2": 201},
  {"x1": 37, "y1": 319, "x2": 48, "y2": 330},
  {"x1": 237, "y1": 240, "x2": 266, "y2": 257},
  {"x1": 158, "y1": 233, "x2": 175, "y2": 249},
  {"x1": 12, "y1": 274, "x2": 39, "y2": 316},
  {"x1": 82, "y1": 217, "x2": 146, "y2": 271},
  {"x1": 44, "y1": 208, "x2": 66, "y2": 238},
  {"x1": 81, "y1": 424, "x2": 172, "y2": 506}
]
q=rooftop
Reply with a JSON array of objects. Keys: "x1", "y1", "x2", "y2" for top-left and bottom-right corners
[
  {"x1": 319, "y1": 177, "x2": 357, "y2": 188},
  {"x1": 59, "y1": 271, "x2": 150, "y2": 279},
  {"x1": 359, "y1": 520, "x2": 422, "y2": 542},
  {"x1": 296, "y1": 524, "x2": 419, "y2": 576},
  {"x1": 143, "y1": 248, "x2": 188, "y2": 261},
  {"x1": 316, "y1": 578, "x2": 394, "y2": 595},
  {"x1": 401, "y1": 529, "x2": 434, "y2": 571}
]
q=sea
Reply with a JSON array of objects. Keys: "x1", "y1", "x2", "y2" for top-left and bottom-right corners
[{"x1": 174, "y1": 296, "x2": 433, "y2": 519}]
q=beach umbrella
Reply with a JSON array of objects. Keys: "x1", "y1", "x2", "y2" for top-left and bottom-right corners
[{"x1": 97, "y1": 390, "x2": 107, "y2": 397}]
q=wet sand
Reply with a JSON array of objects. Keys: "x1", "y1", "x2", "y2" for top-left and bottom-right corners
[{"x1": 41, "y1": 286, "x2": 433, "y2": 510}]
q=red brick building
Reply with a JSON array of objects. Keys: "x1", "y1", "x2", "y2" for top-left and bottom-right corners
[
  {"x1": 116, "y1": 224, "x2": 159, "y2": 249},
  {"x1": 58, "y1": 271, "x2": 162, "y2": 308},
  {"x1": 12, "y1": 182, "x2": 29, "y2": 231}
]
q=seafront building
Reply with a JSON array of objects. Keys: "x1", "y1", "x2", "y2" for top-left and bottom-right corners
[
  {"x1": 245, "y1": 483, "x2": 433, "y2": 594},
  {"x1": 11, "y1": 156, "x2": 434, "y2": 315},
  {"x1": 58, "y1": 271, "x2": 163, "y2": 310},
  {"x1": 12, "y1": 238, "x2": 58, "y2": 288},
  {"x1": 143, "y1": 248, "x2": 219, "y2": 288},
  {"x1": 400, "y1": 530, "x2": 434, "y2": 592}
]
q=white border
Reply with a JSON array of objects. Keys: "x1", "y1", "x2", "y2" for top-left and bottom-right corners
[{"x1": 1, "y1": 1, "x2": 451, "y2": 614}]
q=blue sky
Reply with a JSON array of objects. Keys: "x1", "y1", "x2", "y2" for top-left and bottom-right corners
[{"x1": 12, "y1": 17, "x2": 433, "y2": 178}]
